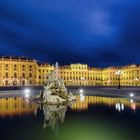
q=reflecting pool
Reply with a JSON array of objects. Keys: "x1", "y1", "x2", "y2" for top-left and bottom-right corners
[{"x1": 0, "y1": 94, "x2": 140, "y2": 140}]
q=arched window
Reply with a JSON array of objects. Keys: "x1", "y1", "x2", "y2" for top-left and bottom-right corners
[
  {"x1": 29, "y1": 73, "x2": 32, "y2": 78},
  {"x1": 29, "y1": 65, "x2": 32, "y2": 71},
  {"x1": 5, "y1": 80, "x2": 8, "y2": 86},
  {"x1": 14, "y1": 65, "x2": 17, "y2": 70},
  {"x1": 22, "y1": 73, "x2": 25, "y2": 78},
  {"x1": 6, "y1": 73, "x2": 8, "y2": 78},
  {"x1": 29, "y1": 80, "x2": 32, "y2": 84},
  {"x1": 22, "y1": 81, "x2": 25, "y2": 85},
  {"x1": 14, "y1": 73, "x2": 17, "y2": 78}
]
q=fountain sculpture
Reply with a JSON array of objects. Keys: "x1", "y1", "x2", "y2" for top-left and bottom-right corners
[{"x1": 35, "y1": 62, "x2": 76, "y2": 104}]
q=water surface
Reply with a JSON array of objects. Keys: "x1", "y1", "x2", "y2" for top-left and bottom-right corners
[{"x1": 0, "y1": 94, "x2": 140, "y2": 140}]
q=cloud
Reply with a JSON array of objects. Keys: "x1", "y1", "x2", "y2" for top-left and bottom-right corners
[{"x1": 0, "y1": 0, "x2": 140, "y2": 67}]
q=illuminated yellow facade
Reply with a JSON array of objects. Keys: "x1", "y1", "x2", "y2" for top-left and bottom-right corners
[
  {"x1": 37, "y1": 64, "x2": 54, "y2": 85},
  {"x1": 0, "y1": 56, "x2": 139, "y2": 86},
  {"x1": 0, "y1": 57, "x2": 38, "y2": 86},
  {"x1": 59, "y1": 64, "x2": 102, "y2": 86},
  {"x1": 102, "y1": 65, "x2": 140, "y2": 86}
]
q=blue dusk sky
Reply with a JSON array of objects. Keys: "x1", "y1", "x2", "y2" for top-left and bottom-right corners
[{"x1": 0, "y1": 0, "x2": 140, "y2": 67}]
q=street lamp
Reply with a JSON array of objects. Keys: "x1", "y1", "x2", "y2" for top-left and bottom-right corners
[
  {"x1": 79, "y1": 89, "x2": 84, "y2": 93},
  {"x1": 130, "y1": 93, "x2": 134, "y2": 97},
  {"x1": 24, "y1": 88, "x2": 31, "y2": 98},
  {"x1": 115, "y1": 70, "x2": 123, "y2": 89}
]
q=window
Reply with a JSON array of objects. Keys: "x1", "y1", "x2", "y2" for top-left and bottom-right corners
[
  {"x1": 6, "y1": 73, "x2": 8, "y2": 78},
  {"x1": 22, "y1": 73, "x2": 25, "y2": 78},
  {"x1": 5, "y1": 80, "x2": 8, "y2": 86},
  {"x1": 6, "y1": 64, "x2": 8, "y2": 70},
  {"x1": 14, "y1": 73, "x2": 17, "y2": 78},
  {"x1": 29, "y1": 80, "x2": 32, "y2": 85},
  {"x1": 14, "y1": 65, "x2": 17, "y2": 70},
  {"x1": 22, "y1": 65, "x2": 25, "y2": 70},
  {"x1": 29, "y1": 65, "x2": 32, "y2": 71},
  {"x1": 29, "y1": 73, "x2": 32, "y2": 78},
  {"x1": 22, "y1": 81, "x2": 25, "y2": 85}
]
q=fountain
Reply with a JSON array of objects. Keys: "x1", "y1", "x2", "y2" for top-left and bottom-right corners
[{"x1": 35, "y1": 62, "x2": 76, "y2": 104}]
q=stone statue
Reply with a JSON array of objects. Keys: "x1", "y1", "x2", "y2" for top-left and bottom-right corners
[{"x1": 35, "y1": 62, "x2": 76, "y2": 104}]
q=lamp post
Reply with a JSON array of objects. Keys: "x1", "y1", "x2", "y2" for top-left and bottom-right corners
[
  {"x1": 115, "y1": 70, "x2": 123, "y2": 89},
  {"x1": 79, "y1": 77, "x2": 85, "y2": 96}
]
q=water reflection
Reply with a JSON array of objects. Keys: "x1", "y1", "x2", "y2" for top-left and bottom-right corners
[
  {"x1": 0, "y1": 97, "x2": 37, "y2": 117},
  {"x1": 71, "y1": 96, "x2": 138, "y2": 112},
  {"x1": 39, "y1": 95, "x2": 139, "y2": 137},
  {"x1": 0, "y1": 95, "x2": 139, "y2": 118},
  {"x1": 115, "y1": 103, "x2": 124, "y2": 112},
  {"x1": 42, "y1": 104, "x2": 67, "y2": 137},
  {"x1": 130, "y1": 102, "x2": 136, "y2": 111},
  {"x1": 43, "y1": 104, "x2": 67, "y2": 130}
]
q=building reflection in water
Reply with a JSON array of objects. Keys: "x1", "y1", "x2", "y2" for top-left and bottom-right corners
[
  {"x1": 0, "y1": 96, "x2": 138, "y2": 118},
  {"x1": 0, "y1": 95, "x2": 139, "y2": 137},
  {"x1": 0, "y1": 95, "x2": 138, "y2": 119},
  {"x1": 40, "y1": 95, "x2": 139, "y2": 136},
  {"x1": 0, "y1": 97, "x2": 38, "y2": 117},
  {"x1": 0, "y1": 95, "x2": 139, "y2": 118},
  {"x1": 115, "y1": 103, "x2": 124, "y2": 112},
  {"x1": 71, "y1": 96, "x2": 138, "y2": 112}
]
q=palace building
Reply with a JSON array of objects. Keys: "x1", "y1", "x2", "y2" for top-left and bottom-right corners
[{"x1": 0, "y1": 56, "x2": 139, "y2": 87}]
